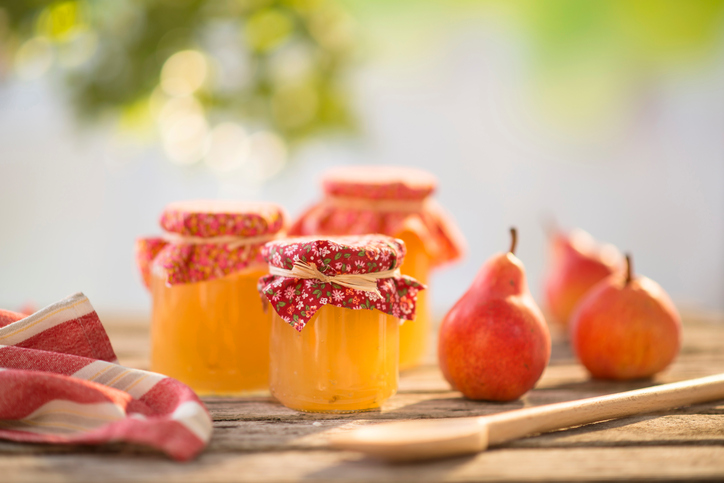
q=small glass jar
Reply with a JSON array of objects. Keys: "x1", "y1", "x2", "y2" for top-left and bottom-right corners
[
  {"x1": 259, "y1": 235, "x2": 424, "y2": 412},
  {"x1": 270, "y1": 305, "x2": 399, "y2": 412},
  {"x1": 136, "y1": 200, "x2": 285, "y2": 395},
  {"x1": 290, "y1": 166, "x2": 464, "y2": 370}
]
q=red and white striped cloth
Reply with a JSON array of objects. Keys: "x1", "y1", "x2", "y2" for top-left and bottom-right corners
[{"x1": 0, "y1": 293, "x2": 212, "y2": 461}]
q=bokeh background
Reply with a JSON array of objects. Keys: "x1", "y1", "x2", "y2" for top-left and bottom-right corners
[{"x1": 1, "y1": 0, "x2": 723, "y2": 320}]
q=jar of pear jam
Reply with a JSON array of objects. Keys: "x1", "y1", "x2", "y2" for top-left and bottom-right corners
[
  {"x1": 290, "y1": 166, "x2": 464, "y2": 370},
  {"x1": 258, "y1": 235, "x2": 424, "y2": 412},
  {"x1": 136, "y1": 200, "x2": 285, "y2": 395}
]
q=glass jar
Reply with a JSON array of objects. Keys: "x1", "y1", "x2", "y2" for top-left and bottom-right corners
[
  {"x1": 259, "y1": 235, "x2": 424, "y2": 412},
  {"x1": 149, "y1": 267, "x2": 270, "y2": 395},
  {"x1": 136, "y1": 200, "x2": 285, "y2": 395},
  {"x1": 270, "y1": 305, "x2": 399, "y2": 412},
  {"x1": 289, "y1": 166, "x2": 464, "y2": 370},
  {"x1": 395, "y1": 229, "x2": 432, "y2": 370}
]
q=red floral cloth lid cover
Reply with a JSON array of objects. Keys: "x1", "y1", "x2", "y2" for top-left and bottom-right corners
[
  {"x1": 258, "y1": 235, "x2": 425, "y2": 331},
  {"x1": 136, "y1": 200, "x2": 286, "y2": 287},
  {"x1": 289, "y1": 166, "x2": 465, "y2": 268}
]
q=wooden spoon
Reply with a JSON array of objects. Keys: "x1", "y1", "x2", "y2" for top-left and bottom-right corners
[{"x1": 330, "y1": 373, "x2": 724, "y2": 462}]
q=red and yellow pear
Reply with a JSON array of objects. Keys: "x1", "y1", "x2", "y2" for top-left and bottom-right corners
[
  {"x1": 438, "y1": 228, "x2": 551, "y2": 401},
  {"x1": 570, "y1": 254, "x2": 681, "y2": 380},
  {"x1": 543, "y1": 228, "x2": 624, "y2": 327}
]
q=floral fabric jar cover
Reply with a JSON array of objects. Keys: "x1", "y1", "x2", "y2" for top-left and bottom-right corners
[
  {"x1": 289, "y1": 166, "x2": 465, "y2": 267},
  {"x1": 258, "y1": 235, "x2": 425, "y2": 331},
  {"x1": 136, "y1": 200, "x2": 286, "y2": 286}
]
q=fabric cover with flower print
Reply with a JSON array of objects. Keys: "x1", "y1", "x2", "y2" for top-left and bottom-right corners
[
  {"x1": 289, "y1": 166, "x2": 465, "y2": 268},
  {"x1": 136, "y1": 200, "x2": 286, "y2": 287},
  {"x1": 258, "y1": 235, "x2": 425, "y2": 331}
]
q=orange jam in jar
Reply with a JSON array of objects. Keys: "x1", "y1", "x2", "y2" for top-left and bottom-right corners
[
  {"x1": 259, "y1": 235, "x2": 424, "y2": 412},
  {"x1": 395, "y1": 229, "x2": 432, "y2": 370},
  {"x1": 136, "y1": 200, "x2": 285, "y2": 396},
  {"x1": 290, "y1": 166, "x2": 464, "y2": 370},
  {"x1": 270, "y1": 305, "x2": 399, "y2": 413}
]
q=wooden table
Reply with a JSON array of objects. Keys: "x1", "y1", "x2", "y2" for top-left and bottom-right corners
[{"x1": 4, "y1": 314, "x2": 724, "y2": 482}]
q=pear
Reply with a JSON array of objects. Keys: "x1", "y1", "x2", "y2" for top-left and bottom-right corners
[
  {"x1": 438, "y1": 228, "x2": 551, "y2": 401},
  {"x1": 570, "y1": 254, "x2": 681, "y2": 380},
  {"x1": 543, "y1": 228, "x2": 624, "y2": 327}
]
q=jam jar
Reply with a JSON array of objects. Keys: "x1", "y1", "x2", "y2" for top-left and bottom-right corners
[
  {"x1": 290, "y1": 166, "x2": 464, "y2": 369},
  {"x1": 137, "y1": 200, "x2": 285, "y2": 395},
  {"x1": 258, "y1": 235, "x2": 424, "y2": 412}
]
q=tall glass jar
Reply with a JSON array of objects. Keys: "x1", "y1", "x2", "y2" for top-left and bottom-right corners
[
  {"x1": 290, "y1": 166, "x2": 464, "y2": 370},
  {"x1": 136, "y1": 200, "x2": 285, "y2": 395},
  {"x1": 258, "y1": 235, "x2": 424, "y2": 412}
]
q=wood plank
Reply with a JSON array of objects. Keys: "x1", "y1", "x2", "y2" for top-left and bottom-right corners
[
  {"x1": 210, "y1": 408, "x2": 724, "y2": 452},
  {"x1": 5, "y1": 446, "x2": 724, "y2": 483},
  {"x1": 2, "y1": 396, "x2": 721, "y2": 456},
  {"x1": 2, "y1": 314, "x2": 724, "y2": 482}
]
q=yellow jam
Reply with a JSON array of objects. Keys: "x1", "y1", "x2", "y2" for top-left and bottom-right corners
[
  {"x1": 150, "y1": 267, "x2": 270, "y2": 396},
  {"x1": 269, "y1": 304, "x2": 399, "y2": 413},
  {"x1": 396, "y1": 230, "x2": 432, "y2": 370}
]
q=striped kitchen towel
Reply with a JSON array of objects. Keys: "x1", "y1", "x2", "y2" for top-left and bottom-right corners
[{"x1": 0, "y1": 293, "x2": 212, "y2": 461}]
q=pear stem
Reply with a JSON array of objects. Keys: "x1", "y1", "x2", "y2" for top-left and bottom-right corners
[
  {"x1": 625, "y1": 253, "x2": 633, "y2": 286},
  {"x1": 509, "y1": 227, "x2": 518, "y2": 255}
]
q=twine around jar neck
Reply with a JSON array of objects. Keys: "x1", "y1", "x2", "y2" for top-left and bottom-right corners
[
  {"x1": 268, "y1": 261, "x2": 400, "y2": 298},
  {"x1": 162, "y1": 232, "x2": 280, "y2": 249},
  {"x1": 323, "y1": 195, "x2": 428, "y2": 213}
]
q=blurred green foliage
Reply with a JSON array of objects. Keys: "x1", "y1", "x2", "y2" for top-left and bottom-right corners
[
  {"x1": 2, "y1": 0, "x2": 723, "y2": 143},
  {"x1": 344, "y1": 0, "x2": 724, "y2": 134},
  {"x1": 518, "y1": 0, "x2": 724, "y2": 67},
  {"x1": 0, "y1": 0, "x2": 355, "y2": 142}
]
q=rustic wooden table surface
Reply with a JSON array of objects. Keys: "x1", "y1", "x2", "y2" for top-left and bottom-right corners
[{"x1": 4, "y1": 313, "x2": 724, "y2": 482}]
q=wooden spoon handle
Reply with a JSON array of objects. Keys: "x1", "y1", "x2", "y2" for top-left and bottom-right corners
[
  {"x1": 330, "y1": 373, "x2": 724, "y2": 462},
  {"x1": 486, "y1": 373, "x2": 724, "y2": 446}
]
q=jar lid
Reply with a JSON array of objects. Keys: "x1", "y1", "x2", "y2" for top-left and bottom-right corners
[
  {"x1": 258, "y1": 234, "x2": 425, "y2": 331},
  {"x1": 160, "y1": 200, "x2": 285, "y2": 238},
  {"x1": 136, "y1": 200, "x2": 286, "y2": 287},
  {"x1": 291, "y1": 166, "x2": 465, "y2": 268},
  {"x1": 264, "y1": 234, "x2": 406, "y2": 274},
  {"x1": 322, "y1": 166, "x2": 437, "y2": 201}
]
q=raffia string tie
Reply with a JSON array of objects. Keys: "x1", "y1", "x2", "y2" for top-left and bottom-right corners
[
  {"x1": 324, "y1": 195, "x2": 428, "y2": 213},
  {"x1": 163, "y1": 232, "x2": 279, "y2": 249},
  {"x1": 268, "y1": 261, "x2": 400, "y2": 298}
]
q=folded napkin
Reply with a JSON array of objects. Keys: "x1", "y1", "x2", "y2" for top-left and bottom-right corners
[{"x1": 0, "y1": 293, "x2": 212, "y2": 461}]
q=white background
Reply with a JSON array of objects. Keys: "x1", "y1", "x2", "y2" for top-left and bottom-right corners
[{"x1": 1, "y1": 23, "x2": 723, "y2": 318}]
